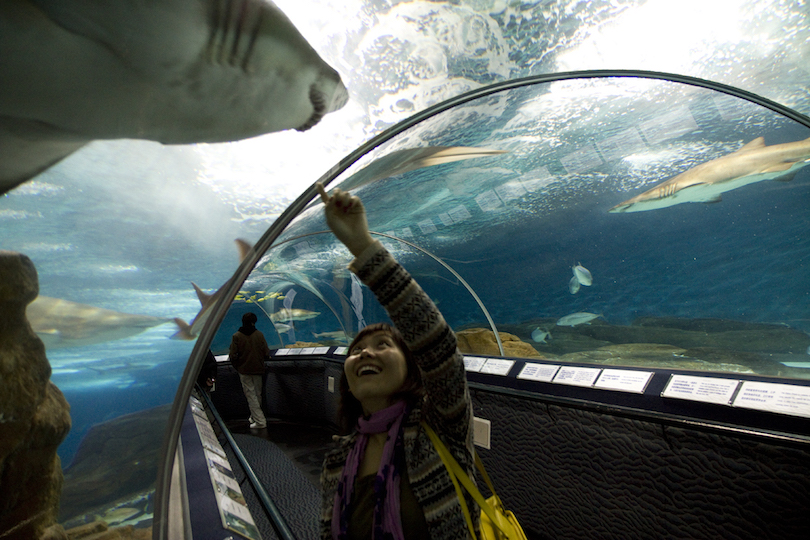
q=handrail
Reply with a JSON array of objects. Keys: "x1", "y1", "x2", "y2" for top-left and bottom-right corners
[{"x1": 196, "y1": 386, "x2": 296, "y2": 540}]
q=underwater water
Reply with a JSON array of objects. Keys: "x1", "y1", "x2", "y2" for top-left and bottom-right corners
[
  {"x1": 1, "y1": 141, "x2": 254, "y2": 467},
  {"x1": 2, "y1": 0, "x2": 809, "y2": 534},
  {"x1": 243, "y1": 77, "x2": 810, "y2": 374}
]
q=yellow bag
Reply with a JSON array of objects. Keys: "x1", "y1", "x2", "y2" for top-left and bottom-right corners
[{"x1": 423, "y1": 423, "x2": 528, "y2": 540}]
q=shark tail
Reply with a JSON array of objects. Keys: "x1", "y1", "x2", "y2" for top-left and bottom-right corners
[
  {"x1": 170, "y1": 318, "x2": 195, "y2": 340},
  {"x1": 235, "y1": 238, "x2": 253, "y2": 261},
  {"x1": 191, "y1": 282, "x2": 213, "y2": 306}
]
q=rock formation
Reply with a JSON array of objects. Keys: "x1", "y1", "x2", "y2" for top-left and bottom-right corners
[
  {"x1": 0, "y1": 251, "x2": 71, "y2": 540},
  {"x1": 478, "y1": 316, "x2": 810, "y2": 377},
  {"x1": 456, "y1": 328, "x2": 546, "y2": 359}
]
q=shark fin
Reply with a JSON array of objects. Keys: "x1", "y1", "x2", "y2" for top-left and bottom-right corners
[
  {"x1": 235, "y1": 238, "x2": 252, "y2": 261},
  {"x1": 170, "y1": 318, "x2": 195, "y2": 340},
  {"x1": 762, "y1": 162, "x2": 795, "y2": 173},
  {"x1": 774, "y1": 171, "x2": 797, "y2": 182},
  {"x1": 733, "y1": 137, "x2": 766, "y2": 154},
  {"x1": 191, "y1": 283, "x2": 213, "y2": 306},
  {"x1": 703, "y1": 195, "x2": 723, "y2": 204}
]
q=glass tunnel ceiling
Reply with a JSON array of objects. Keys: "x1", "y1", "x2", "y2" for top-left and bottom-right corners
[
  {"x1": 217, "y1": 72, "x2": 810, "y2": 375},
  {"x1": 184, "y1": 70, "x2": 810, "y2": 536},
  {"x1": 0, "y1": 0, "x2": 808, "y2": 536}
]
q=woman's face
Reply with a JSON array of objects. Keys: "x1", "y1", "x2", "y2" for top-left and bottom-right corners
[{"x1": 344, "y1": 330, "x2": 408, "y2": 415}]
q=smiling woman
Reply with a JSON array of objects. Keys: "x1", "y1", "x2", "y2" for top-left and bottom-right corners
[
  {"x1": 341, "y1": 323, "x2": 420, "y2": 422},
  {"x1": 317, "y1": 184, "x2": 475, "y2": 540}
]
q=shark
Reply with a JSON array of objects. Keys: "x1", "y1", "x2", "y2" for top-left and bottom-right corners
[
  {"x1": 26, "y1": 296, "x2": 178, "y2": 349},
  {"x1": 312, "y1": 330, "x2": 350, "y2": 342},
  {"x1": 0, "y1": 0, "x2": 348, "y2": 194},
  {"x1": 609, "y1": 136, "x2": 810, "y2": 213},
  {"x1": 172, "y1": 239, "x2": 253, "y2": 340},
  {"x1": 327, "y1": 146, "x2": 508, "y2": 193},
  {"x1": 556, "y1": 312, "x2": 603, "y2": 327},
  {"x1": 268, "y1": 308, "x2": 321, "y2": 323}
]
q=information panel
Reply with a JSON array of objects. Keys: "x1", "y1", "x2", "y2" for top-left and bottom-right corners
[
  {"x1": 662, "y1": 375, "x2": 740, "y2": 405},
  {"x1": 553, "y1": 366, "x2": 602, "y2": 387},
  {"x1": 518, "y1": 363, "x2": 561, "y2": 382},
  {"x1": 594, "y1": 369, "x2": 654, "y2": 393},
  {"x1": 733, "y1": 381, "x2": 810, "y2": 419},
  {"x1": 463, "y1": 356, "x2": 487, "y2": 372},
  {"x1": 190, "y1": 397, "x2": 260, "y2": 540},
  {"x1": 480, "y1": 359, "x2": 515, "y2": 376}
]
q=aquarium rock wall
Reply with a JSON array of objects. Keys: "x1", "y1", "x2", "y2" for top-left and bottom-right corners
[{"x1": 0, "y1": 252, "x2": 70, "y2": 540}]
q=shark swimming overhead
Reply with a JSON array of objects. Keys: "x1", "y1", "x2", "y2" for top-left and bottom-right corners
[
  {"x1": 27, "y1": 296, "x2": 177, "y2": 349},
  {"x1": 609, "y1": 136, "x2": 810, "y2": 213},
  {"x1": 334, "y1": 146, "x2": 508, "y2": 193},
  {"x1": 0, "y1": 0, "x2": 348, "y2": 194}
]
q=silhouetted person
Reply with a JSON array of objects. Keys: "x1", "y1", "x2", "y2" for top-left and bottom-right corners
[{"x1": 229, "y1": 312, "x2": 270, "y2": 429}]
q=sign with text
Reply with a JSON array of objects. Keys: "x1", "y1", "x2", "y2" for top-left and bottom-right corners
[
  {"x1": 662, "y1": 375, "x2": 739, "y2": 405},
  {"x1": 733, "y1": 381, "x2": 810, "y2": 419},
  {"x1": 553, "y1": 366, "x2": 601, "y2": 387},
  {"x1": 480, "y1": 359, "x2": 515, "y2": 376},
  {"x1": 518, "y1": 363, "x2": 561, "y2": 382},
  {"x1": 191, "y1": 403, "x2": 260, "y2": 540},
  {"x1": 595, "y1": 369, "x2": 654, "y2": 393},
  {"x1": 463, "y1": 356, "x2": 487, "y2": 372}
]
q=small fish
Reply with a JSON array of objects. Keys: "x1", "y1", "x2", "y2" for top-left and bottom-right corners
[
  {"x1": 531, "y1": 328, "x2": 551, "y2": 343},
  {"x1": 569, "y1": 275, "x2": 581, "y2": 294},
  {"x1": 100, "y1": 506, "x2": 141, "y2": 526},
  {"x1": 269, "y1": 308, "x2": 321, "y2": 323},
  {"x1": 572, "y1": 264, "x2": 592, "y2": 286},
  {"x1": 273, "y1": 323, "x2": 293, "y2": 333},
  {"x1": 556, "y1": 312, "x2": 602, "y2": 327},
  {"x1": 313, "y1": 330, "x2": 350, "y2": 342}
]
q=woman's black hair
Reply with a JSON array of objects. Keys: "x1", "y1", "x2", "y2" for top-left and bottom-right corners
[
  {"x1": 338, "y1": 322, "x2": 424, "y2": 433},
  {"x1": 242, "y1": 312, "x2": 258, "y2": 325}
]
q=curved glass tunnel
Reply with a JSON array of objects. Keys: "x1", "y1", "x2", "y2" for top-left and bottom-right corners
[
  {"x1": 159, "y1": 72, "x2": 810, "y2": 538},
  {"x1": 215, "y1": 74, "x2": 810, "y2": 377},
  {"x1": 1, "y1": 70, "x2": 808, "y2": 538}
]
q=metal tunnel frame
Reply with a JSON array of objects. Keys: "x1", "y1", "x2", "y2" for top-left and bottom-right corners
[{"x1": 153, "y1": 69, "x2": 810, "y2": 539}]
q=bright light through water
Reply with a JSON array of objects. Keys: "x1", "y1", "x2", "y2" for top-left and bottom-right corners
[{"x1": 557, "y1": 0, "x2": 768, "y2": 74}]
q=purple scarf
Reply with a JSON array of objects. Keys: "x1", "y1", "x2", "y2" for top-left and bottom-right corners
[{"x1": 332, "y1": 400, "x2": 408, "y2": 540}]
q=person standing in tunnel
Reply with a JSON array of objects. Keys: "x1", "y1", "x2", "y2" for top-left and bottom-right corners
[
  {"x1": 229, "y1": 312, "x2": 270, "y2": 429},
  {"x1": 317, "y1": 183, "x2": 476, "y2": 540}
]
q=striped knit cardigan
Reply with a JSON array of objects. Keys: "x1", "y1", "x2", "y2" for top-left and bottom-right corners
[{"x1": 320, "y1": 241, "x2": 478, "y2": 540}]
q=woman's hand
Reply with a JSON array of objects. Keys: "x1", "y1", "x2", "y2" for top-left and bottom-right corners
[{"x1": 317, "y1": 183, "x2": 375, "y2": 257}]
